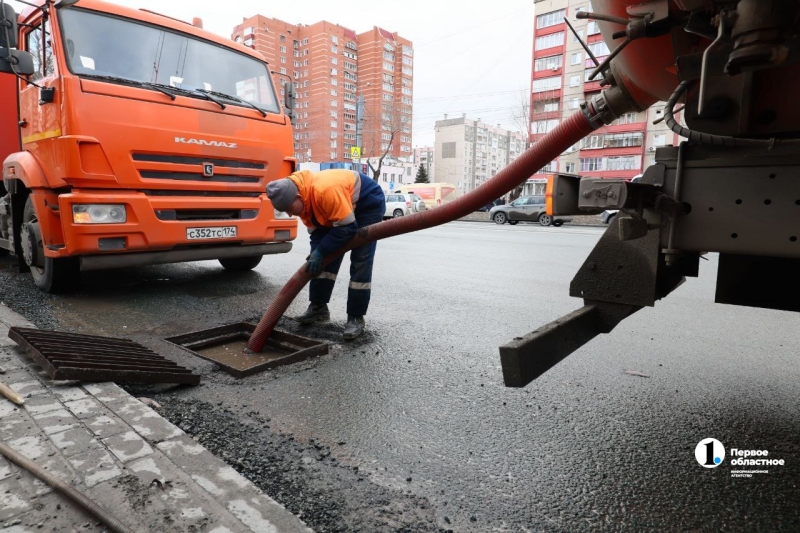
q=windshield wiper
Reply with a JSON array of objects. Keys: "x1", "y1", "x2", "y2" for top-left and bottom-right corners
[
  {"x1": 83, "y1": 75, "x2": 177, "y2": 100},
  {"x1": 184, "y1": 88, "x2": 226, "y2": 110},
  {"x1": 197, "y1": 89, "x2": 267, "y2": 117}
]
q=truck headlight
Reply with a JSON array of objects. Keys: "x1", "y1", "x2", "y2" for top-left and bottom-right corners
[
  {"x1": 73, "y1": 205, "x2": 127, "y2": 224},
  {"x1": 274, "y1": 209, "x2": 292, "y2": 220}
]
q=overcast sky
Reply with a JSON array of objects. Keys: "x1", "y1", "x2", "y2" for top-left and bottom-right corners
[{"x1": 8, "y1": 0, "x2": 534, "y2": 148}]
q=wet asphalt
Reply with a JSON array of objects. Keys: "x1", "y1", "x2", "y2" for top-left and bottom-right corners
[{"x1": 1, "y1": 221, "x2": 798, "y2": 532}]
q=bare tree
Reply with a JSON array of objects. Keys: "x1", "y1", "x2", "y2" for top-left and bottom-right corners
[
  {"x1": 509, "y1": 88, "x2": 561, "y2": 201},
  {"x1": 363, "y1": 106, "x2": 410, "y2": 181}
]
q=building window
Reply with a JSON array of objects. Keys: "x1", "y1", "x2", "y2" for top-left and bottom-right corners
[
  {"x1": 331, "y1": 110, "x2": 338, "y2": 118},
  {"x1": 569, "y1": 97, "x2": 581, "y2": 109},
  {"x1": 331, "y1": 68, "x2": 338, "y2": 75},
  {"x1": 532, "y1": 119, "x2": 559, "y2": 134},
  {"x1": 303, "y1": 38, "x2": 309, "y2": 45},
  {"x1": 581, "y1": 135, "x2": 604, "y2": 150},
  {"x1": 580, "y1": 157, "x2": 603, "y2": 172},
  {"x1": 653, "y1": 133, "x2": 667, "y2": 147},
  {"x1": 534, "y1": 55, "x2": 563, "y2": 72},
  {"x1": 536, "y1": 9, "x2": 565, "y2": 29},
  {"x1": 569, "y1": 75, "x2": 581, "y2": 87},
  {"x1": 587, "y1": 21, "x2": 601, "y2": 35},
  {"x1": 588, "y1": 41, "x2": 610, "y2": 57},
  {"x1": 534, "y1": 32, "x2": 564, "y2": 50},
  {"x1": 280, "y1": 35, "x2": 286, "y2": 42},
  {"x1": 606, "y1": 132, "x2": 644, "y2": 148},
  {"x1": 571, "y1": 52, "x2": 582, "y2": 65},
  {"x1": 532, "y1": 76, "x2": 560, "y2": 93},
  {"x1": 384, "y1": 62, "x2": 395, "y2": 71},
  {"x1": 331, "y1": 35, "x2": 338, "y2": 44},
  {"x1": 585, "y1": 68, "x2": 600, "y2": 82},
  {"x1": 606, "y1": 155, "x2": 641, "y2": 170},
  {"x1": 616, "y1": 112, "x2": 640, "y2": 125},
  {"x1": 565, "y1": 162, "x2": 576, "y2": 173},
  {"x1": 331, "y1": 57, "x2": 338, "y2": 65},
  {"x1": 572, "y1": 29, "x2": 585, "y2": 42},
  {"x1": 280, "y1": 67, "x2": 286, "y2": 74}
]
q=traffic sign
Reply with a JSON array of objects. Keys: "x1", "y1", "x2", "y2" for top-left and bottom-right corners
[{"x1": 350, "y1": 146, "x2": 361, "y2": 162}]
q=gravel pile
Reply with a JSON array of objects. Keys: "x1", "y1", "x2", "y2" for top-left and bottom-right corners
[{"x1": 131, "y1": 394, "x2": 445, "y2": 533}]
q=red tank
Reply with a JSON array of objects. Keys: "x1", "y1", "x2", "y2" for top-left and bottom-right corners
[{"x1": 590, "y1": 0, "x2": 692, "y2": 109}]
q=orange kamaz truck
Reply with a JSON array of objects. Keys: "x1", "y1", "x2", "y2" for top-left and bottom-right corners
[{"x1": 0, "y1": 0, "x2": 297, "y2": 291}]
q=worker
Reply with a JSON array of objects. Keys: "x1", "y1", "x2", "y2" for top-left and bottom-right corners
[{"x1": 267, "y1": 169, "x2": 386, "y2": 340}]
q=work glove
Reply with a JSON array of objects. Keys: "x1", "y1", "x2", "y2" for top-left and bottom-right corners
[{"x1": 305, "y1": 248, "x2": 324, "y2": 276}]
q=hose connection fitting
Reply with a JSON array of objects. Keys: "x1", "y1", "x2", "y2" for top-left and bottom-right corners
[{"x1": 584, "y1": 84, "x2": 642, "y2": 129}]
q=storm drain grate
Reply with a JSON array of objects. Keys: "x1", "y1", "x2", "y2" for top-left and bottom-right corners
[{"x1": 8, "y1": 327, "x2": 200, "y2": 385}]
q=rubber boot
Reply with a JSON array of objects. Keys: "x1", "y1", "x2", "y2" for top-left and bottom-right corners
[
  {"x1": 295, "y1": 303, "x2": 330, "y2": 325},
  {"x1": 343, "y1": 315, "x2": 365, "y2": 340}
]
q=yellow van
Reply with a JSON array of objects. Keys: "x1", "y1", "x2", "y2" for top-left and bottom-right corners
[{"x1": 394, "y1": 183, "x2": 457, "y2": 208}]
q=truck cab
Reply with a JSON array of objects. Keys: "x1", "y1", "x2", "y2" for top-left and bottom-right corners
[{"x1": 0, "y1": 0, "x2": 297, "y2": 291}]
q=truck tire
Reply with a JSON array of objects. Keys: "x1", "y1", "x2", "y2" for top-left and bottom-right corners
[
  {"x1": 22, "y1": 197, "x2": 80, "y2": 292},
  {"x1": 219, "y1": 255, "x2": 263, "y2": 271}
]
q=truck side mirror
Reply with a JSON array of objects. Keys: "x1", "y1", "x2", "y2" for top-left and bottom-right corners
[
  {"x1": 0, "y1": 4, "x2": 35, "y2": 76},
  {"x1": 284, "y1": 84, "x2": 295, "y2": 123},
  {"x1": 1, "y1": 3, "x2": 19, "y2": 49},
  {"x1": 0, "y1": 49, "x2": 34, "y2": 76}
]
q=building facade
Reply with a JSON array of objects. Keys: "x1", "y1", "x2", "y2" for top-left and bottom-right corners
[
  {"x1": 356, "y1": 28, "x2": 414, "y2": 161},
  {"x1": 434, "y1": 115, "x2": 526, "y2": 195},
  {"x1": 530, "y1": 0, "x2": 681, "y2": 184},
  {"x1": 413, "y1": 146, "x2": 435, "y2": 181},
  {"x1": 232, "y1": 17, "x2": 412, "y2": 164}
]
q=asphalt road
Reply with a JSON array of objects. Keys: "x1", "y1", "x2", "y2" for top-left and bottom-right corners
[{"x1": 1, "y1": 221, "x2": 798, "y2": 532}]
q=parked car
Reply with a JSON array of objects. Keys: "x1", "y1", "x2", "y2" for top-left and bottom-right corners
[
  {"x1": 489, "y1": 195, "x2": 573, "y2": 227},
  {"x1": 384, "y1": 193, "x2": 427, "y2": 218},
  {"x1": 477, "y1": 199, "x2": 504, "y2": 212},
  {"x1": 602, "y1": 174, "x2": 643, "y2": 224}
]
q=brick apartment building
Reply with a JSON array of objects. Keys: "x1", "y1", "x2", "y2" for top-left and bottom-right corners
[
  {"x1": 530, "y1": 0, "x2": 682, "y2": 183},
  {"x1": 232, "y1": 16, "x2": 413, "y2": 165}
]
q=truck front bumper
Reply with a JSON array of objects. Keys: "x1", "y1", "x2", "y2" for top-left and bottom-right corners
[{"x1": 54, "y1": 190, "x2": 297, "y2": 258}]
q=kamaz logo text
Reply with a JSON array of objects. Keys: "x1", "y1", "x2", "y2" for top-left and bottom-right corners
[{"x1": 174, "y1": 137, "x2": 237, "y2": 148}]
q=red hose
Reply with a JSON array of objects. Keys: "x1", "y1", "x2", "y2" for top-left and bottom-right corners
[{"x1": 247, "y1": 110, "x2": 597, "y2": 352}]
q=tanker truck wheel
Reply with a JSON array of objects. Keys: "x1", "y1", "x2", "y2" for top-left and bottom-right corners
[
  {"x1": 22, "y1": 197, "x2": 80, "y2": 292},
  {"x1": 219, "y1": 255, "x2": 263, "y2": 271}
]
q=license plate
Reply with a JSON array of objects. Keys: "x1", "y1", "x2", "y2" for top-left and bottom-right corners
[{"x1": 186, "y1": 226, "x2": 238, "y2": 240}]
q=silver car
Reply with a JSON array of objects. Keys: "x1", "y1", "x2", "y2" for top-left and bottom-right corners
[{"x1": 489, "y1": 195, "x2": 572, "y2": 227}]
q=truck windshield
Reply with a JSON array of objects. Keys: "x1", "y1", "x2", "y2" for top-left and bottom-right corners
[{"x1": 59, "y1": 8, "x2": 280, "y2": 114}]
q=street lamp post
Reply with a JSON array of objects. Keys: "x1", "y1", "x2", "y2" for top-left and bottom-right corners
[{"x1": 355, "y1": 82, "x2": 369, "y2": 170}]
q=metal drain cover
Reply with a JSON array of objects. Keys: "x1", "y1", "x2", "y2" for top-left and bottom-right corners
[
  {"x1": 165, "y1": 323, "x2": 328, "y2": 378},
  {"x1": 8, "y1": 327, "x2": 200, "y2": 385}
]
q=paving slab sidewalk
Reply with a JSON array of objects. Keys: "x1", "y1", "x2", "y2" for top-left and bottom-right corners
[{"x1": 0, "y1": 304, "x2": 312, "y2": 533}]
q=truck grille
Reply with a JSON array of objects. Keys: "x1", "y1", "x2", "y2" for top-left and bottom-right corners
[
  {"x1": 140, "y1": 171, "x2": 260, "y2": 184},
  {"x1": 155, "y1": 209, "x2": 258, "y2": 221},
  {"x1": 132, "y1": 153, "x2": 266, "y2": 170}
]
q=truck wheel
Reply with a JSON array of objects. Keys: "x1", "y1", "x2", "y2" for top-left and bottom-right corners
[
  {"x1": 22, "y1": 197, "x2": 80, "y2": 292},
  {"x1": 219, "y1": 255, "x2": 263, "y2": 271}
]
